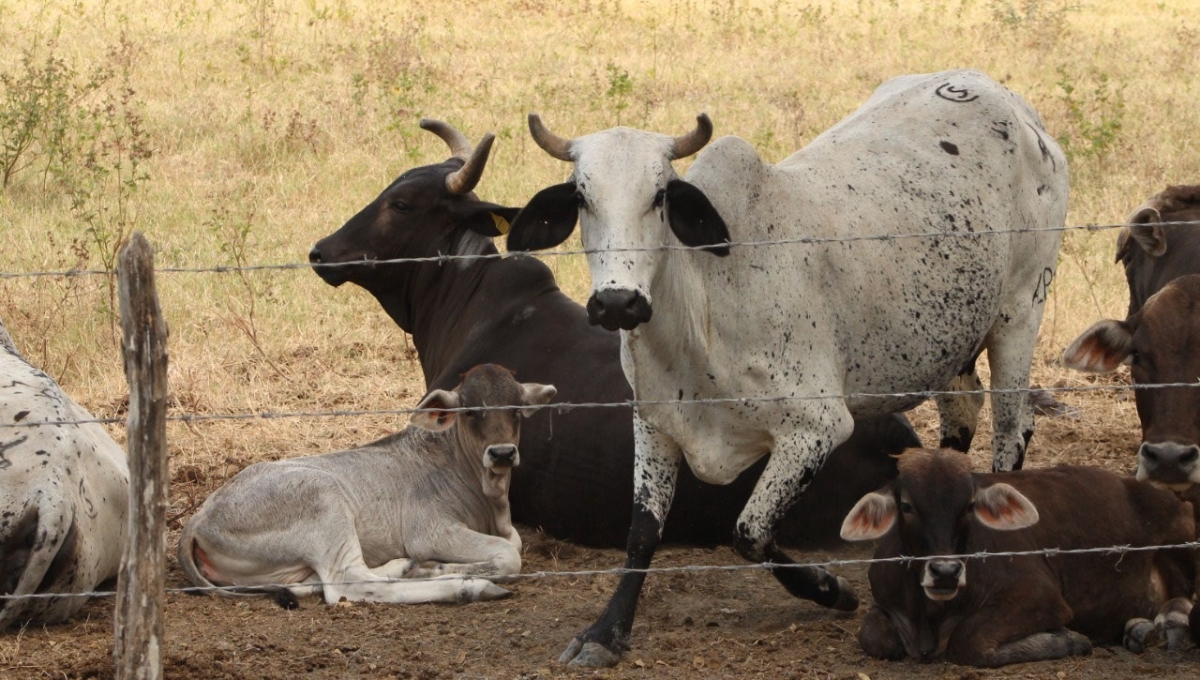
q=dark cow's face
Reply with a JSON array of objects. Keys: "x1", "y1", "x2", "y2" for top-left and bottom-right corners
[
  {"x1": 309, "y1": 122, "x2": 520, "y2": 290},
  {"x1": 1063, "y1": 276, "x2": 1200, "y2": 489},
  {"x1": 841, "y1": 449, "x2": 1039, "y2": 601},
  {"x1": 410, "y1": 364, "x2": 556, "y2": 474}
]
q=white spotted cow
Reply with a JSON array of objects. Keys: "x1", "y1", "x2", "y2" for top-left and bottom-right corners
[
  {"x1": 508, "y1": 69, "x2": 1068, "y2": 666},
  {"x1": 177, "y1": 365, "x2": 555, "y2": 605},
  {"x1": 0, "y1": 320, "x2": 129, "y2": 628}
]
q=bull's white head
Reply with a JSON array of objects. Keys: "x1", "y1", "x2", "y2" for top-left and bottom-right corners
[{"x1": 507, "y1": 114, "x2": 731, "y2": 331}]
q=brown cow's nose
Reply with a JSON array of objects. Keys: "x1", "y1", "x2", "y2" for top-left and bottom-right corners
[
  {"x1": 928, "y1": 560, "x2": 963, "y2": 581},
  {"x1": 1139, "y1": 442, "x2": 1200, "y2": 486}
]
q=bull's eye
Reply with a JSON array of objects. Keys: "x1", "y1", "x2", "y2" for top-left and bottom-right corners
[
  {"x1": 653, "y1": 189, "x2": 666, "y2": 209},
  {"x1": 390, "y1": 200, "x2": 411, "y2": 212},
  {"x1": 574, "y1": 191, "x2": 587, "y2": 209}
]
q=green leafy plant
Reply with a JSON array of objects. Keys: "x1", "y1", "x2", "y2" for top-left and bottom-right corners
[
  {"x1": 604, "y1": 63, "x2": 633, "y2": 125},
  {"x1": 1054, "y1": 66, "x2": 1126, "y2": 162}
]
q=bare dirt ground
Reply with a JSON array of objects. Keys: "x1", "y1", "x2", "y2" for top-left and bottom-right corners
[{"x1": 3, "y1": 363, "x2": 1195, "y2": 680}]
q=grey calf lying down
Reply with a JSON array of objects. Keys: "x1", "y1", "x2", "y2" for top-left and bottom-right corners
[{"x1": 178, "y1": 365, "x2": 555, "y2": 605}]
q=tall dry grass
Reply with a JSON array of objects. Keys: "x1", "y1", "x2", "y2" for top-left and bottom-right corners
[{"x1": 0, "y1": 0, "x2": 1197, "y2": 484}]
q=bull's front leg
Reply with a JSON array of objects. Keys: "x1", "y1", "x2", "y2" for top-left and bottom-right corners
[
  {"x1": 733, "y1": 408, "x2": 858, "y2": 610},
  {"x1": 559, "y1": 415, "x2": 682, "y2": 668}
]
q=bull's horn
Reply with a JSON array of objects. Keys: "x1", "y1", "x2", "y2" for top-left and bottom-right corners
[
  {"x1": 420, "y1": 119, "x2": 473, "y2": 160},
  {"x1": 670, "y1": 114, "x2": 713, "y2": 160},
  {"x1": 528, "y1": 114, "x2": 573, "y2": 161},
  {"x1": 444, "y1": 133, "x2": 495, "y2": 196}
]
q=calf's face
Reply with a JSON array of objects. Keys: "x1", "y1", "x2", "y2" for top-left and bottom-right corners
[
  {"x1": 1063, "y1": 276, "x2": 1200, "y2": 489},
  {"x1": 409, "y1": 364, "x2": 556, "y2": 472},
  {"x1": 841, "y1": 450, "x2": 1039, "y2": 601}
]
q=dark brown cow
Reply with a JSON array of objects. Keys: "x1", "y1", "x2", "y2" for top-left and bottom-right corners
[
  {"x1": 1115, "y1": 184, "x2": 1200, "y2": 318},
  {"x1": 842, "y1": 449, "x2": 1196, "y2": 667},
  {"x1": 309, "y1": 119, "x2": 923, "y2": 548},
  {"x1": 1063, "y1": 275, "x2": 1200, "y2": 489}
]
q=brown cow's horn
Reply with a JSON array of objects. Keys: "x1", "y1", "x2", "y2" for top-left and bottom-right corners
[
  {"x1": 528, "y1": 114, "x2": 573, "y2": 161},
  {"x1": 444, "y1": 133, "x2": 495, "y2": 196},
  {"x1": 419, "y1": 119, "x2": 474, "y2": 160},
  {"x1": 669, "y1": 114, "x2": 713, "y2": 160}
]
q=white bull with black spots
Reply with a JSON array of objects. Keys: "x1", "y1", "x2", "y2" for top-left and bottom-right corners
[
  {"x1": 507, "y1": 69, "x2": 1068, "y2": 666},
  {"x1": 0, "y1": 320, "x2": 129, "y2": 628}
]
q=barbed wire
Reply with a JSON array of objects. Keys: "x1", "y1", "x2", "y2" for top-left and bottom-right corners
[
  {"x1": 3, "y1": 540, "x2": 1198, "y2": 604},
  {"x1": 0, "y1": 219, "x2": 1197, "y2": 280},
  {"x1": 1, "y1": 380, "x2": 1196, "y2": 429}
]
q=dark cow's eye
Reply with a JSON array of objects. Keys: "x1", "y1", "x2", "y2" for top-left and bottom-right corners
[
  {"x1": 390, "y1": 200, "x2": 411, "y2": 212},
  {"x1": 653, "y1": 189, "x2": 666, "y2": 209},
  {"x1": 1128, "y1": 350, "x2": 1140, "y2": 366},
  {"x1": 899, "y1": 501, "x2": 914, "y2": 514}
]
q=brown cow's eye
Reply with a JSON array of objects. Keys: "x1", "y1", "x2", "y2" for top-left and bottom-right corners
[{"x1": 899, "y1": 501, "x2": 914, "y2": 514}]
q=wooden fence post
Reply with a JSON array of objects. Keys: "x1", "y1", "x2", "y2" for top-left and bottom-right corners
[{"x1": 113, "y1": 233, "x2": 168, "y2": 680}]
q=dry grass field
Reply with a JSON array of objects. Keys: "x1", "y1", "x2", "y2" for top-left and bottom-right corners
[{"x1": 1, "y1": 0, "x2": 1199, "y2": 677}]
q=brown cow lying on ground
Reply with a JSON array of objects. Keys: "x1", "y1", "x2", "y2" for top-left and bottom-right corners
[
  {"x1": 1114, "y1": 184, "x2": 1200, "y2": 318},
  {"x1": 841, "y1": 449, "x2": 1195, "y2": 667}
]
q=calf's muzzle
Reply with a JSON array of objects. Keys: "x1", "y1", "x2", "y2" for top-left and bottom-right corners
[
  {"x1": 922, "y1": 559, "x2": 966, "y2": 601},
  {"x1": 486, "y1": 444, "x2": 519, "y2": 468},
  {"x1": 586, "y1": 289, "x2": 652, "y2": 331}
]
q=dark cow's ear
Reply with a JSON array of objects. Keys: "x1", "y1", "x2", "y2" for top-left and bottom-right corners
[
  {"x1": 973, "y1": 483, "x2": 1039, "y2": 530},
  {"x1": 411, "y1": 389, "x2": 461, "y2": 432},
  {"x1": 507, "y1": 182, "x2": 579, "y2": 252},
  {"x1": 666, "y1": 179, "x2": 731, "y2": 257},
  {"x1": 1128, "y1": 206, "x2": 1166, "y2": 259},
  {"x1": 458, "y1": 202, "x2": 521, "y2": 238},
  {"x1": 1061, "y1": 319, "x2": 1135, "y2": 374},
  {"x1": 840, "y1": 491, "x2": 897, "y2": 541}
]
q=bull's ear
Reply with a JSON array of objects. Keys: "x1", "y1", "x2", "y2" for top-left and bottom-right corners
[
  {"x1": 973, "y1": 483, "x2": 1039, "y2": 530},
  {"x1": 411, "y1": 389, "x2": 461, "y2": 431},
  {"x1": 1061, "y1": 319, "x2": 1134, "y2": 373},
  {"x1": 458, "y1": 202, "x2": 521, "y2": 238},
  {"x1": 666, "y1": 179, "x2": 731, "y2": 256},
  {"x1": 840, "y1": 491, "x2": 897, "y2": 541},
  {"x1": 518, "y1": 382, "x2": 557, "y2": 418},
  {"x1": 507, "y1": 182, "x2": 578, "y2": 252},
  {"x1": 1128, "y1": 207, "x2": 1167, "y2": 258}
]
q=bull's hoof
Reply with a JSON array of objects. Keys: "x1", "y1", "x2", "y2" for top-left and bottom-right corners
[
  {"x1": 831, "y1": 576, "x2": 859, "y2": 612},
  {"x1": 558, "y1": 638, "x2": 622, "y2": 667}
]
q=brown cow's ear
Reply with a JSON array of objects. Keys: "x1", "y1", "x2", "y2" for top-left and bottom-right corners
[
  {"x1": 518, "y1": 382, "x2": 557, "y2": 418},
  {"x1": 411, "y1": 389, "x2": 461, "y2": 431},
  {"x1": 1128, "y1": 207, "x2": 1167, "y2": 258},
  {"x1": 840, "y1": 492, "x2": 897, "y2": 541},
  {"x1": 973, "y1": 483, "x2": 1039, "y2": 530},
  {"x1": 1061, "y1": 319, "x2": 1134, "y2": 374}
]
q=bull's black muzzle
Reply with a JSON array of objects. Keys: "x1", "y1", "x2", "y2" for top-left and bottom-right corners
[
  {"x1": 586, "y1": 289, "x2": 652, "y2": 331},
  {"x1": 308, "y1": 245, "x2": 349, "y2": 287}
]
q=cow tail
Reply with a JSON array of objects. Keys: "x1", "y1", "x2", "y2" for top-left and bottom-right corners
[
  {"x1": 176, "y1": 520, "x2": 299, "y2": 610},
  {"x1": 0, "y1": 502, "x2": 78, "y2": 628}
]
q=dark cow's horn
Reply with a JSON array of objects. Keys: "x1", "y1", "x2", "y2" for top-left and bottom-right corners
[
  {"x1": 444, "y1": 133, "x2": 495, "y2": 196},
  {"x1": 669, "y1": 114, "x2": 713, "y2": 160},
  {"x1": 420, "y1": 119, "x2": 473, "y2": 160},
  {"x1": 528, "y1": 114, "x2": 573, "y2": 161}
]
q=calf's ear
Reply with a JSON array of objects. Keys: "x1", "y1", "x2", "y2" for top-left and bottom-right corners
[
  {"x1": 1061, "y1": 319, "x2": 1134, "y2": 373},
  {"x1": 973, "y1": 483, "x2": 1039, "y2": 530},
  {"x1": 518, "y1": 383, "x2": 557, "y2": 418},
  {"x1": 458, "y1": 202, "x2": 521, "y2": 238},
  {"x1": 666, "y1": 179, "x2": 731, "y2": 256},
  {"x1": 507, "y1": 182, "x2": 579, "y2": 252},
  {"x1": 840, "y1": 491, "x2": 897, "y2": 541},
  {"x1": 411, "y1": 389, "x2": 461, "y2": 431}
]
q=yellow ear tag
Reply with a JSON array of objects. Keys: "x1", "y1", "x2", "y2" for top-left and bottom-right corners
[{"x1": 491, "y1": 213, "x2": 511, "y2": 235}]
